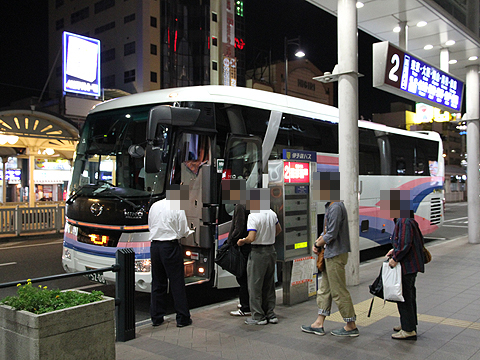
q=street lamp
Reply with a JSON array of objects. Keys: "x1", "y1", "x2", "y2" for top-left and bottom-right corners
[{"x1": 284, "y1": 36, "x2": 305, "y2": 95}]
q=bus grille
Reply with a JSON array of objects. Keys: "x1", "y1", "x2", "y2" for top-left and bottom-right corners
[{"x1": 430, "y1": 198, "x2": 442, "y2": 225}]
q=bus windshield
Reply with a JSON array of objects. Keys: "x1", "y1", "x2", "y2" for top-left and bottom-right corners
[{"x1": 70, "y1": 106, "x2": 170, "y2": 197}]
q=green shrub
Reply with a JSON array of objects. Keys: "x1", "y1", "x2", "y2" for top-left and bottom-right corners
[{"x1": 0, "y1": 280, "x2": 104, "y2": 314}]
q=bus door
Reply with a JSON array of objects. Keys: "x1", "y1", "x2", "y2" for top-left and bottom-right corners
[
  {"x1": 170, "y1": 132, "x2": 211, "y2": 249},
  {"x1": 215, "y1": 134, "x2": 262, "y2": 289}
]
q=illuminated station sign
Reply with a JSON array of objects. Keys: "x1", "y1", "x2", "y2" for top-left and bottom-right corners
[
  {"x1": 63, "y1": 31, "x2": 101, "y2": 97},
  {"x1": 373, "y1": 41, "x2": 464, "y2": 112}
]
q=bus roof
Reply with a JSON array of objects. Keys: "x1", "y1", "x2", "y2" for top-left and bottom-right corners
[
  {"x1": 91, "y1": 85, "x2": 339, "y2": 122},
  {"x1": 91, "y1": 85, "x2": 441, "y2": 143}
]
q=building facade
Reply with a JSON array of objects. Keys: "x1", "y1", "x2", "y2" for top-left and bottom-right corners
[
  {"x1": 48, "y1": 0, "x2": 245, "y2": 100},
  {"x1": 247, "y1": 59, "x2": 334, "y2": 105}
]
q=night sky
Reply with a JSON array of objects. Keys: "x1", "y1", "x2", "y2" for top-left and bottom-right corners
[
  {"x1": 0, "y1": 1, "x2": 49, "y2": 108},
  {"x1": 0, "y1": 0, "x2": 412, "y2": 118}
]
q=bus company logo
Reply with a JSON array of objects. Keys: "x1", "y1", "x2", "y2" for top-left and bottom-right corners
[
  {"x1": 124, "y1": 209, "x2": 144, "y2": 219},
  {"x1": 90, "y1": 203, "x2": 104, "y2": 217}
]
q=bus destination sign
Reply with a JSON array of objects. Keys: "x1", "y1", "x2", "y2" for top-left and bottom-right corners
[{"x1": 373, "y1": 41, "x2": 464, "y2": 112}]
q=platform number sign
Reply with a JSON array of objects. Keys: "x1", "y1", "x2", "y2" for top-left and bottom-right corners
[{"x1": 373, "y1": 41, "x2": 464, "y2": 112}]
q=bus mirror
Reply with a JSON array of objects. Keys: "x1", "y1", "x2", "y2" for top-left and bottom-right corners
[
  {"x1": 128, "y1": 145, "x2": 145, "y2": 158},
  {"x1": 145, "y1": 143, "x2": 162, "y2": 173},
  {"x1": 147, "y1": 105, "x2": 201, "y2": 140}
]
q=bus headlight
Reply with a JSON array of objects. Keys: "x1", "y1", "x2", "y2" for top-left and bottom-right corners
[
  {"x1": 135, "y1": 259, "x2": 151, "y2": 272},
  {"x1": 64, "y1": 222, "x2": 78, "y2": 236}
]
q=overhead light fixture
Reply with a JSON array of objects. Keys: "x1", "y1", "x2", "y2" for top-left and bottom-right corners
[
  {"x1": 424, "y1": 44, "x2": 433, "y2": 50},
  {"x1": 468, "y1": 56, "x2": 478, "y2": 61},
  {"x1": 295, "y1": 50, "x2": 305, "y2": 58},
  {"x1": 0, "y1": 134, "x2": 19, "y2": 145},
  {"x1": 393, "y1": 26, "x2": 401, "y2": 33},
  {"x1": 449, "y1": 59, "x2": 458, "y2": 64},
  {"x1": 445, "y1": 40, "x2": 455, "y2": 46},
  {"x1": 417, "y1": 21, "x2": 427, "y2": 27},
  {"x1": 356, "y1": 2, "x2": 364, "y2": 8}
]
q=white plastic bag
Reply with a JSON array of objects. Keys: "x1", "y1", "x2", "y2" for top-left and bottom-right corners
[{"x1": 382, "y1": 261, "x2": 404, "y2": 302}]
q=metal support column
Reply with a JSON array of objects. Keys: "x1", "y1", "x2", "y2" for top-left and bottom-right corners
[
  {"x1": 338, "y1": 0, "x2": 360, "y2": 285},
  {"x1": 466, "y1": 65, "x2": 480, "y2": 244}
]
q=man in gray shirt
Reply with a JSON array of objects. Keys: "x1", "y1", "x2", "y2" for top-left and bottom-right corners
[{"x1": 301, "y1": 172, "x2": 358, "y2": 337}]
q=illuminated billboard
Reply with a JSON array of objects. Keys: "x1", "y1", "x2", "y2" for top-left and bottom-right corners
[
  {"x1": 63, "y1": 31, "x2": 101, "y2": 97},
  {"x1": 373, "y1": 41, "x2": 464, "y2": 112}
]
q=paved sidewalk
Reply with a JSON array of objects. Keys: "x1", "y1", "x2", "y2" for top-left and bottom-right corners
[{"x1": 116, "y1": 236, "x2": 480, "y2": 360}]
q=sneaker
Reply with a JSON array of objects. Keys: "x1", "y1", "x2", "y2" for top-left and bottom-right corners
[
  {"x1": 268, "y1": 317, "x2": 279, "y2": 324},
  {"x1": 230, "y1": 309, "x2": 251, "y2": 316},
  {"x1": 237, "y1": 303, "x2": 242, "y2": 309},
  {"x1": 244, "y1": 318, "x2": 268, "y2": 325},
  {"x1": 301, "y1": 325, "x2": 325, "y2": 336},
  {"x1": 393, "y1": 325, "x2": 401, "y2": 332},
  {"x1": 391, "y1": 330, "x2": 416, "y2": 340},
  {"x1": 331, "y1": 327, "x2": 359, "y2": 337}
]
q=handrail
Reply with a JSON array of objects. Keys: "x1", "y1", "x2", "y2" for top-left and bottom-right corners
[{"x1": 0, "y1": 205, "x2": 65, "y2": 236}]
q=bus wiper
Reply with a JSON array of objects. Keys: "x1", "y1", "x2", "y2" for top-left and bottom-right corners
[
  {"x1": 95, "y1": 187, "x2": 141, "y2": 210},
  {"x1": 93, "y1": 180, "x2": 115, "y2": 195},
  {"x1": 66, "y1": 185, "x2": 90, "y2": 205}
]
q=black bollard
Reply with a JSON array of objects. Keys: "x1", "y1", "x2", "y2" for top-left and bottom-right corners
[{"x1": 115, "y1": 248, "x2": 136, "y2": 341}]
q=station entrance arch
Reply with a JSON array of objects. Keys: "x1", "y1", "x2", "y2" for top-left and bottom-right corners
[{"x1": 0, "y1": 109, "x2": 79, "y2": 207}]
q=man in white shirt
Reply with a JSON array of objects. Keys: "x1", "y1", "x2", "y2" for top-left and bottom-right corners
[
  {"x1": 238, "y1": 188, "x2": 282, "y2": 325},
  {"x1": 149, "y1": 184, "x2": 193, "y2": 327}
]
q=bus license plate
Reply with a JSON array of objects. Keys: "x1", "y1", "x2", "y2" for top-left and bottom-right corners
[{"x1": 85, "y1": 267, "x2": 107, "y2": 284}]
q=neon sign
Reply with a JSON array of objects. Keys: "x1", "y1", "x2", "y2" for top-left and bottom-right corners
[
  {"x1": 284, "y1": 162, "x2": 309, "y2": 183},
  {"x1": 235, "y1": 38, "x2": 245, "y2": 50}
]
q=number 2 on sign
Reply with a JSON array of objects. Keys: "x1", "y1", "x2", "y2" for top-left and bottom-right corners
[{"x1": 389, "y1": 54, "x2": 400, "y2": 82}]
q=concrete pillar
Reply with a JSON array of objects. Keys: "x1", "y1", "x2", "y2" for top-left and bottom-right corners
[
  {"x1": 466, "y1": 65, "x2": 480, "y2": 244},
  {"x1": 440, "y1": 49, "x2": 449, "y2": 72},
  {"x1": 29, "y1": 153, "x2": 35, "y2": 207},
  {"x1": 398, "y1": 21, "x2": 408, "y2": 50},
  {"x1": 338, "y1": 0, "x2": 359, "y2": 285}
]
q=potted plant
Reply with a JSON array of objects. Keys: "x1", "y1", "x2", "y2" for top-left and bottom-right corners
[{"x1": 0, "y1": 280, "x2": 115, "y2": 360}]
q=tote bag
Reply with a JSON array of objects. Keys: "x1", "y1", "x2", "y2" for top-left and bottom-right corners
[{"x1": 214, "y1": 243, "x2": 246, "y2": 278}]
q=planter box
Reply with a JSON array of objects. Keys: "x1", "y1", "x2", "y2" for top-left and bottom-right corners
[{"x1": 0, "y1": 293, "x2": 115, "y2": 360}]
